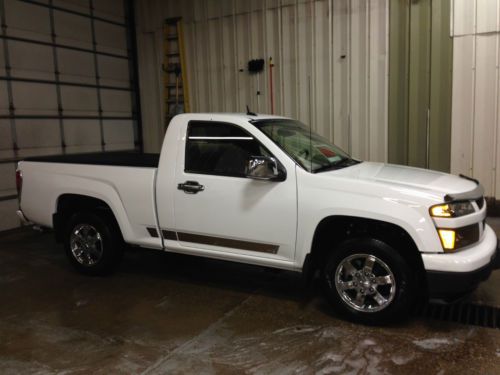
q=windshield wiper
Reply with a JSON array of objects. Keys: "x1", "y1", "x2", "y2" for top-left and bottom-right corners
[{"x1": 313, "y1": 158, "x2": 360, "y2": 173}]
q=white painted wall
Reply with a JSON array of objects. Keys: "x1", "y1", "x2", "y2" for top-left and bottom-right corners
[
  {"x1": 136, "y1": 0, "x2": 389, "y2": 162},
  {"x1": 451, "y1": 0, "x2": 500, "y2": 198}
]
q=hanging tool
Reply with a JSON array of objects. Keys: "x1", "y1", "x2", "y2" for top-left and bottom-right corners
[
  {"x1": 248, "y1": 59, "x2": 265, "y2": 113},
  {"x1": 269, "y1": 57, "x2": 275, "y2": 114}
]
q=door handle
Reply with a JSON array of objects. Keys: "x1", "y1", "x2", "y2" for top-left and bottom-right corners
[{"x1": 177, "y1": 180, "x2": 205, "y2": 194}]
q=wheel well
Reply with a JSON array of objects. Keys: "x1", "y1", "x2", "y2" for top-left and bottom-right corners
[
  {"x1": 307, "y1": 216, "x2": 426, "y2": 288},
  {"x1": 53, "y1": 194, "x2": 117, "y2": 242}
]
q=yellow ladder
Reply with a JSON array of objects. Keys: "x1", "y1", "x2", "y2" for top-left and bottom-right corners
[{"x1": 163, "y1": 17, "x2": 190, "y2": 129}]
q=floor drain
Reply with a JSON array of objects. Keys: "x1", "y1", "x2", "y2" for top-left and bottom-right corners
[{"x1": 414, "y1": 302, "x2": 500, "y2": 329}]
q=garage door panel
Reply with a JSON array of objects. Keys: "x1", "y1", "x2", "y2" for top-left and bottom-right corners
[
  {"x1": 93, "y1": 0, "x2": 125, "y2": 23},
  {"x1": 4, "y1": 0, "x2": 51, "y2": 42},
  {"x1": 57, "y1": 49, "x2": 96, "y2": 84},
  {"x1": 11, "y1": 82, "x2": 58, "y2": 116},
  {"x1": 1, "y1": 1, "x2": 138, "y2": 232},
  {"x1": 97, "y1": 55, "x2": 130, "y2": 88},
  {"x1": 104, "y1": 143, "x2": 134, "y2": 151},
  {"x1": 17, "y1": 146, "x2": 63, "y2": 158},
  {"x1": 60, "y1": 86, "x2": 98, "y2": 115},
  {"x1": 54, "y1": 10, "x2": 93, "y2": 50},
  {"x1": 15, "y1": 120, "x2": 61, "y2": 149},
  {"x1": 100, "y1": 89, "x2": 132, "y2": 116},
  {"x1": 63, "y1": 119, "x2": 101, "y2": 146},
  {"x1": 0, "y1": 82, "x2": 9, "y2": 115},
  {"x1": 0, "y1": 163, "x2": 16, "y2": 191},
  {"x1": 66, "y1": 145, "x2": 102, "y2": 154},
  {"x1": 95, "y1": 21, "x2": 127, "y2": 55},
  {"x1": 0, "y1": 120, "x2": 13, "y2": 152},
  {"x1": 0, "y1": 199, "x2": 20, "y2": 231},
  {"x1": 8, "y1": 40, "x2": 55, "y2": 81},
  {"x1": 0, "y1": 149, "x2": 15, "y2": 160},
  {"x1": 0, "y1": 39, "x2": 5, "y2": 76},
  {"x1": 53, "y1": 0, "x2": 91, "y2": 15},
  {"x1": 103, "y1": 120, "x2": 134, "y2": 147},
  {"x1": 0, "y1": 120, "x2": 14, "y2": 160},
  {"x1": 0, "y1": 120, "x2": 14, "y2": 159}
]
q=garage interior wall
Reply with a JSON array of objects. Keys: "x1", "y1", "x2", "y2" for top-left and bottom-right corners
[
  {"x1": 136, "y1": 0, "x2": 389, "y2": 163},
  {"x1": 0, "y1": 0, "x2": 141, "y2": 231},
  {"x1": 451, "y1": 0, "x2": 500, "y2": 199},
  {"x1": 388, "y1": 0, "x2": 453, "y2": 173}
]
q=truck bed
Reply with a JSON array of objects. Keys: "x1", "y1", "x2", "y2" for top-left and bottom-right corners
[{"x1": 24, "y1": 152, "x2": 160, "y2": 168}]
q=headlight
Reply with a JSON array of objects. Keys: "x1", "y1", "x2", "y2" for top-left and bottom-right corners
[{"x1": 430, "y1": 201, "x2": 474, "y2": 218}]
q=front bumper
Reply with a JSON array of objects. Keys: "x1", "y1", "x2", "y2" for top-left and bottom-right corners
[{"x1": 425, "y1": 226, "x2": 500, "y2": 299}]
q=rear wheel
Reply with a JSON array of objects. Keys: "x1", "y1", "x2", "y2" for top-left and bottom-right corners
[
  {"x1": 64, "y1": 211, "x2": 123, "y2": 276},
  {"x1": 322, "y1": 238, "x2": 416, "y2": 325}
]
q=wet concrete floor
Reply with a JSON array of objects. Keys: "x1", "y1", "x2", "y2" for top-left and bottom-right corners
[{"x1": 1, "y1": 220, "x2": 500, "y2": 374}]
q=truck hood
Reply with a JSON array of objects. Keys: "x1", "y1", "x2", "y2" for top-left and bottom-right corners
[{"x1": 324, "y1": 162, "x2": 478, "y2": 203}]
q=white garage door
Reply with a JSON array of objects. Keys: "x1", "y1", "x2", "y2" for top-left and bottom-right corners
[{"x1": 0, "y1": 0, "x2": 141, "y2": 231}]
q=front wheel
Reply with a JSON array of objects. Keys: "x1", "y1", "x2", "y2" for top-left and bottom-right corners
[{"x1": 322, "y1": 238, "x2": 416, "y2": 325}]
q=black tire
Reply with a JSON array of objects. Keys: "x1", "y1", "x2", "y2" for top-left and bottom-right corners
[
  {"x1": 64, "y1": 211, "x2": 123, "y2": 276},
  {"x1": 322, "y1": 238, "x2": 416, "y2": 325}
]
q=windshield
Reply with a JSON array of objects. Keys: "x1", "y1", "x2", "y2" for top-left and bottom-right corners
[{"x1": 253, "y1": 119, "x2": 359, "y2": 173}]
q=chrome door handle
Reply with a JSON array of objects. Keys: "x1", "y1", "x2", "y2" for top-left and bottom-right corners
[{"x1": 177, "y1": 181, "x2": 205, "y2": 194}]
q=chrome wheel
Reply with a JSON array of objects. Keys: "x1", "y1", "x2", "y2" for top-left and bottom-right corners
[
  {"x1": 334, "y1": 253, "x2": 396, "y2": 313},
  {"x1": 70, "y1": 224, "x2": 103, "y2": 267}
]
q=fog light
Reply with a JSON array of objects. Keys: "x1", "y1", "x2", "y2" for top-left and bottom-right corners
[{"x1": 438, "y1": 229, "x2": 456, "y2": 251}]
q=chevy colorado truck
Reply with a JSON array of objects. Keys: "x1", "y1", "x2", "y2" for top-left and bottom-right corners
[{"x1": 15, "y1": 113, "x2": 500, "y2": 324}]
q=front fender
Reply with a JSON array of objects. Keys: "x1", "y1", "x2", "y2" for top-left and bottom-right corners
[{"x1": 295, "y1": 191, "x2": 441, "y2": 269}]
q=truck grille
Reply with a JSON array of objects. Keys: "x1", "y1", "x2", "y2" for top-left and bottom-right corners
[{"x1": 475, "y1": 197, "x2": 484, "y2": 210}]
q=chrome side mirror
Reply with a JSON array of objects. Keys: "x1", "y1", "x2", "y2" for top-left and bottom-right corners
[{"x1": 246, "y1": 156, "x2": 286, "y2": 181}]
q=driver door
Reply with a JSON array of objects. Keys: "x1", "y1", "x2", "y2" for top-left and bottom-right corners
[{"x1": 171, "y1": 121, "x2": 297, "y2": 262}]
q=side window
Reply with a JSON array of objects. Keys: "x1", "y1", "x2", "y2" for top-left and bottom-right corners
[{"x1": 185, "y1": 122, "x2": 269, "y2": 177}]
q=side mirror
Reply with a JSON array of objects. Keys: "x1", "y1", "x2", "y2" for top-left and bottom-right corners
[{"x1": 246, "y1": 156, "x2": 286, "y2": 181}]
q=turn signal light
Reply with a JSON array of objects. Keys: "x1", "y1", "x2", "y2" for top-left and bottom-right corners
[{"x1": 438, "y1": 229, "x2": 456, "y2": 251}]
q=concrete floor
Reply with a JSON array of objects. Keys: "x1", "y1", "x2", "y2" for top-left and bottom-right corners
[{"x1": 1, "y1": 222, "x2": 500, "y2": 374}]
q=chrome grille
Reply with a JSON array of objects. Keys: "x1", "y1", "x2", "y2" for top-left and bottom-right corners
[{"x1": 455, "y1": 223, "x2": 480, "y2": 249}]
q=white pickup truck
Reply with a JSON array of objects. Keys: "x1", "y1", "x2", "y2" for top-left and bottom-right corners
[{"x1": 16, "y1": 113, "x2": 500, "y2": 324}]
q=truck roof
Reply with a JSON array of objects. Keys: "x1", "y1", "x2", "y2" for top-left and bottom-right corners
[{"x1": 174, "y1": 113, "x2": 290, "y2": 122}]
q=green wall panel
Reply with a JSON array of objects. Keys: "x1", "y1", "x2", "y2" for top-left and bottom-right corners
[
  {"x1": 408, "y1": 0, "x2": 431, "y2": 168},
  {"x1": 388, "y1": 0, "x2": 410, "y2": 165},
  {"x1": 429, "y1": 0, "x2": 452, "y2": 172},
  {"x1": 388, "y1": 0, "x2": 452, "y2": 172}
]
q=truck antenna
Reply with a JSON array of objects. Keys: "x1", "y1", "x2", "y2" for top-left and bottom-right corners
[{"x1": 246, "y1": 105, "x2": 257, "y2": 116}]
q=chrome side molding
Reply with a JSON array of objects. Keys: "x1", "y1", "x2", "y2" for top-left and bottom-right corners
[{"x1": 156, "y1": 228, "x2": 279, "y2": 254}]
